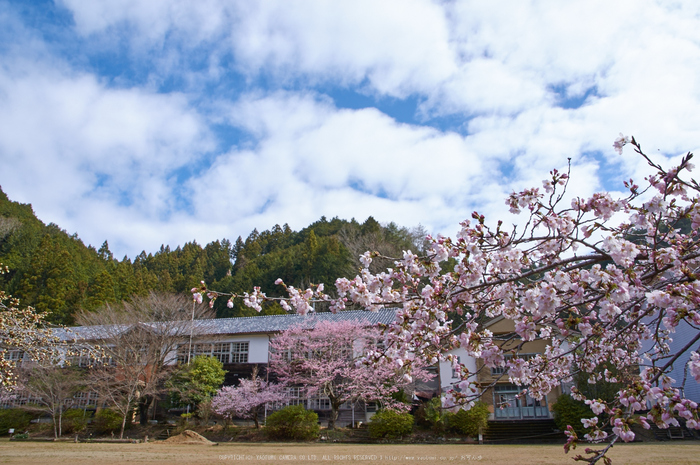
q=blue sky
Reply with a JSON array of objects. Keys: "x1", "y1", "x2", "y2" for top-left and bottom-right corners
[{"x1": 2, "y1": 0, "x2": 700, "y2": 259}]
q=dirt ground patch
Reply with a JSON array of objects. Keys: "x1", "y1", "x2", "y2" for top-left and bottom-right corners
[
  {"x1": 0, "y1": 440, "x2": 699, "y2": 464},
  {"x1": 163, "y1": 429, "x2": 217, "y2": 445}
]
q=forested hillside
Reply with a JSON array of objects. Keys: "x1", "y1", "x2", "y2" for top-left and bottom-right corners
[{"x1": 0, "y1": 187, "x2": 425, "y2": 324}]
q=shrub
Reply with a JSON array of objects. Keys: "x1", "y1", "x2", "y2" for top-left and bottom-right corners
[
  {"x1": 93, "y1": 408, "x2": 124, "y2": 435},
  {"x1": 0, "y1": 409, "x2": 34, "y2": 435},
  {"x1": 414, "y1": 397, "x2": 444, "y2": 433},
  {"x1": 63, "y1": 408, "x2": 89, "y2": 434},
  {"x1": 551, "y1": 394, "x2": 593, "y2": 436},
  {"x1": 443, "y1": 401, "x2": 489, "y2": 437},
  {"x1": 265, "y1": 405, "x2": 319, "y2": 441},
  {"x1": 368, "y1": 409, "x2": 413, "y2": 439}
]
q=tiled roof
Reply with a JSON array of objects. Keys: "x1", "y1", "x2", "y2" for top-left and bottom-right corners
[
  {"x1": 52, "y1": 324, "x2": 131, "y2": 342},
  {"x1": 192, "y1": 308, "x2": 398, "y2": 336},
  {"x1": 58, "y1": 309, "x2": 398, "y2": 341}
]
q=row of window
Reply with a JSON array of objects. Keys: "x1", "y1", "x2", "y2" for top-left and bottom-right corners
[
  {"x1": 10, "y1": 345, "x2": 535, "y2": 380},
  {"x1": 176, "y1": 342, "x2": 249, "y2": 364},
  {"x1": 273, "y1": 339, "x2": 385, "y2": 362},
  {"x1": 7, "y1": 350, "x2": 24, "y2": 363},
  {"x1": 8, "y1": 339, "x2": 381, "y2": 368},
  {"x1": 0, "y1": 390, "x2": 103, "y2": 409},
  {"x1": 272, "y1": 387, "x2": 372, "y2": 411},
  {"x1": 4, "y1": 349, "x2": 107, "y2": 368},
  {"x1": 65, "y1": 349, "x2": 118, "y2": 368},
  {"x1": 6, "y1": 341, "x2": 253, "y2": 368},
  {"x1": 0, "y1": 388, "x2": 373, "y2": 415}
]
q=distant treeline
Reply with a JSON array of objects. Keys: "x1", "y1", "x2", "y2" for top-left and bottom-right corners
[{"x1": 0, "y1": 187, "x2": 426, "y2": 325}]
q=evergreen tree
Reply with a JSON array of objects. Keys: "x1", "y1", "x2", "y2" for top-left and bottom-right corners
[
  {"x1": 83, "y1": 270, "x2": 117, "y2": 311},
  {"x1": 18, "y1": 236, "x2": 79, "y2": 324},
  {"x1": 1, "y1": 186, "x2": 426, "y2": 322},
  {"x1": 97, "y1": 241, "x2": 114, "y2": 261}
]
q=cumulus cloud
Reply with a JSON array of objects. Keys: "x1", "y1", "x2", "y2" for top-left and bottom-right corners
[
  {"x1": 2, "y1": 0, "x2": 700, "y2": 258},
  {"x1": 0, "y1": 32, "x2": 214, "y2": 255},
  {"x1": 188, "y1": 92, "x2": 489, "y2": 236}
]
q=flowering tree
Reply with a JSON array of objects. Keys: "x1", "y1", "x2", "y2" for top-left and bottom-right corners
[
  {"x1": 211, "y1": 367, "x2": 285, "y2": 428},
  {"x1": 268, "y1": 319, "x2": 431, "y2": 429},
  {"x1": 197, "y1": 136, "x2": 700, "y2": 463}
]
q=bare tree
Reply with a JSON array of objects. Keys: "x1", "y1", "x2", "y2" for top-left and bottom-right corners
[
  {"x1": 0, "y1": 217, "x2": 20, "y2": 241},
  {"x1": 20, "y1": 364, "x2": 84, "y2": 438},
  {"x1": 88, "y1": 361, "x2": 158, "y2": 439},
  {"x1": 76, "y1": 292, "x2": 214, "y2": 425}
]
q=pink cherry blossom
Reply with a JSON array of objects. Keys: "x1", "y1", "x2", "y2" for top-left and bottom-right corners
[
  {"x1": 211, "y1": 375, "x2": 286, "y2": 429},
  {"x1": 269, "y1": 320, "x2": 432, "y2": 429},
  {"x1": 613, "y1": 133, "x2": 630, "y2": 155},
  {"x1": 200, "y1": 136, "x2": 700, "y2": 463}
]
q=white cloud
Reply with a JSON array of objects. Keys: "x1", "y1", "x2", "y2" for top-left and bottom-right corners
[
  {"x1": 57, "y1": 0, "x2": 700, "y2": 142},
  {"x1": 0, "y1": 53, "x2": 214, "y2": 255},
  {"x1": 62, "y1": 0, "x2": 456, "y2": 96},
  {"x1": 3, "y1": 0, "x2": 700, "y2": 259},
  {"x1": 188, "y1": 93, "x2": 497, "y2": 239}
]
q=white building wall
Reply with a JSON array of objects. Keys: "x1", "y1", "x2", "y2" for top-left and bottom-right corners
[
  {"x1": 439, "y1": 348, "x2": 478, "y2": 390},
  {"x1": 239, "y1": 335, "x2": 269, "y2": 364}
]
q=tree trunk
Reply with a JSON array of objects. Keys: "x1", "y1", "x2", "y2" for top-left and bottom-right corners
[
  {"x1": 138, "y1": 395, "x2": 153, "y2": 425},
  {"x1": 120, "y1": 412, "x2": 127, "y2": 439},
  {"x1": 253, "y1": 410, "x2": 260, "y2": 429},
  {"x1": 329, "y1": 402, "x2": 341, "y2": 430}
]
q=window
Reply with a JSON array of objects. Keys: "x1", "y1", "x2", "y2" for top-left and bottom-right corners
[
  {"x1": 282, "y1": 386, "x2": 306, "y2": 408},
  {"x1": 308, "y1": 396, "x2": 331, "y2": 410},
  {"x1": 7, "y1": 350, "x2": 24, "y2": 367},
  {"x1": 94, "y1": 346, "x2": 117, "y2": 366},
  {"x1": 375, "y1": 339, "x2": 386, "y2": 353},
  {"x1": 491, "y1": 365, "x2": 506, "y2": 376},
  {"x1": 491, "y1": 353, "x2": 538, "y2": 376},
  {"x1": 0, "y1": 392, "x2": 42, "y2": 408},
  {"x1": 66, "y1": 349, "x2": 92, "y2": 367},
  {"x1": 192, "y1": 343, "x2": 213, "y2": 357},
  {"x1": 73, "y1": 391, "x2": 100, "y2": 408},
  {"x1": 176, "y1": 345, "x2": 189, "y2": 364},
  {"x1": 230, "y1": 342, "x2": 249, "y2": 363},
  {"x1": 213, "y1": 343, "x2": 231, "y2": 363},
  {"x1": 177, "y1": 341, "x2": 249, "y2": 364}
]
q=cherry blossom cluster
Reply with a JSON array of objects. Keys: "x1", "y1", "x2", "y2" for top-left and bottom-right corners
[
  {"x1": 570, "y1": 366, "x2": 700, "y2": 456},
  {"x1": 198, "y1": 136, "x2": 700, "y2": 463},
  {"x1": 267, "y1": 320, "x2": 432, "y2": 428},
  {"x1": 211, "y1": 374, "x2": 286, "y2": 428}
]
